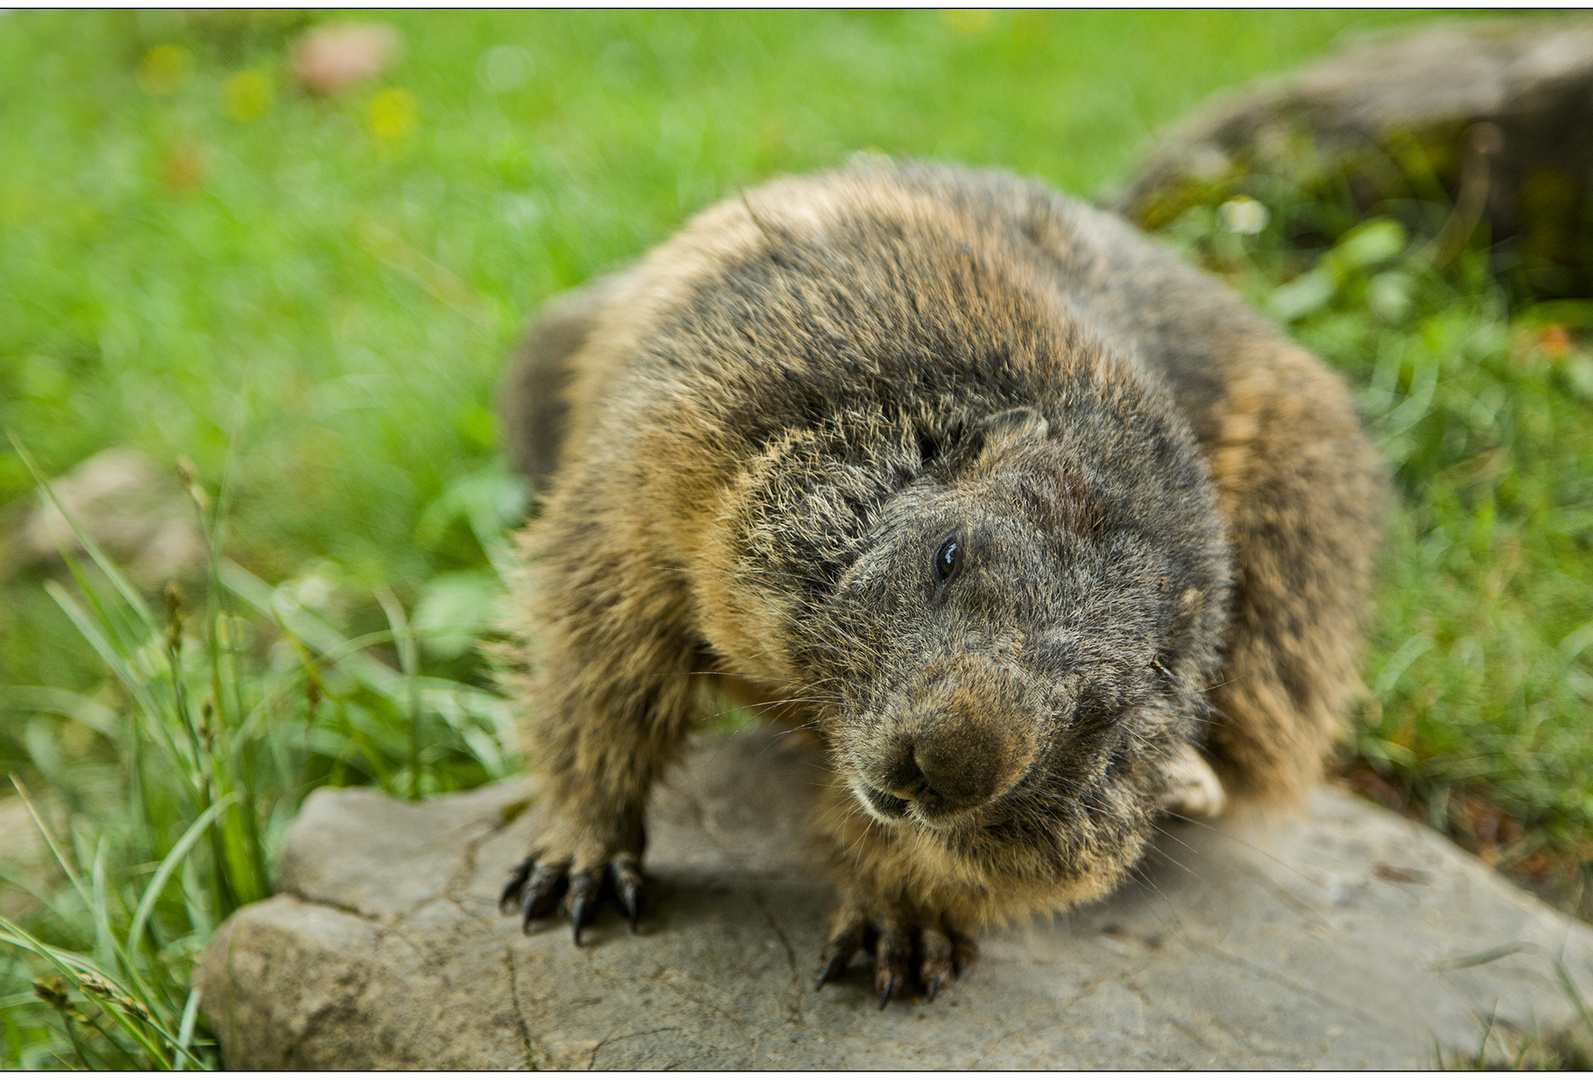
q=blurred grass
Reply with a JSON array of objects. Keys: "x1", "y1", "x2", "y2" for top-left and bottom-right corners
[
  {"x1": 0, "y1": 9, "x2": 1439, "y2": 693},
  {"x1": 5, "y1": 7, "x2": 1588, "y2": 1069}
]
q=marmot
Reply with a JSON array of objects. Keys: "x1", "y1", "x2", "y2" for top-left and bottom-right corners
[{"x1": 496, "y1": 161, "x2": 1386, "y2": 1006}]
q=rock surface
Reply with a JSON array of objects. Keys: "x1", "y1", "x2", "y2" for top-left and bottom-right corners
[
  {"x1": 3, "y1": 447, "x2": 206, "y2": 587},
  {"x1": 198, "y1": 728, "x2": 1593, "y2": 1068},
  {"x1": 1114, "y1": 17, "x2": 1593, "y2": 238}
]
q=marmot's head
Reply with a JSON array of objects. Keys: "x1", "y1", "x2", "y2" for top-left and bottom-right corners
[{"x1": 738, "y1": 360, "x2": 1232, "y2": 879}]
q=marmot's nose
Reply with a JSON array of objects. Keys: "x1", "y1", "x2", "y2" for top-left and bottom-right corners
[
  {"x1": 879, "y1": 730, "x2": 1006, "y2": 812},
  {"x1": 880, "y1": 743, "x2": 934, "y2": 803}
]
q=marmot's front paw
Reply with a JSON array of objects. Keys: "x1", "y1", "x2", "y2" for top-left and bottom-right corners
[
  {"x1": 1159, "y1": 743, "x2": 1227, "y2": 820},
  {"x1": 498, "y1": 846, "x2": 645, "y2": 944},
  {"x1": 814, "y1": 903, "x2": 979, "y2": 1008}
]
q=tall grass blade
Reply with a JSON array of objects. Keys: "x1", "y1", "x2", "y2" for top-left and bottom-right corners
[
  {"x1": 1445, "y1": 942, "x2": 1533, "y2": 969},
  {"x1": 374, "y1": 584, "x2": 422, "y2": 800},
  {"x1": 1, "y1": 685, "x2": 120, "y2": 737},
  {"x1": 90, "y1": 839, "x2": 113, "y2": 967},
  {"x1": 43, "y1": 582, "x2": 195, "y2": 780},
  {"x1": 173, "y1": 986, "x2": 203, "y2": 1071},
  {"x1": 124, "y1": 794, "x2": 238, "y2": 958}
]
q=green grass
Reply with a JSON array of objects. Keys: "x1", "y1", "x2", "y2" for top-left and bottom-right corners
[
  {"x1": 1, "y1": 8, "x2": 1440, "y2": 664},
  {"x1": 3, "y1": 8, "x2": 1589, "y2": 1069},
  {"x1": 1, "y1": 431, "x2": 516, "y2": 1067}
]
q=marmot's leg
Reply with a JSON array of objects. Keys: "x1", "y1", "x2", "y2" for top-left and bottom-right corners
[
  {"x1": 809, "y1": 780, "x2": 980, "y2": 1007},
  {"x1": 498, "y1": 500, "x2": 703, "y2": 942},
  {"x1": 1203, "y1": 347, "x2": 1388, "y2": 806}
]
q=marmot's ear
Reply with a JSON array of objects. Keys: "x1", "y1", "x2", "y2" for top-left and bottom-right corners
[
  {"x1": 977, "y1": 406, "x2": 1050, "y2": 446},
  {"x1": 947, "y1": 407, "x2": 1051, "y2": 474}
]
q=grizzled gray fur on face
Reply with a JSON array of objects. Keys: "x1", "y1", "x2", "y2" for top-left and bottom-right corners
[{"x1": 495, "y1": 160, "x2": 1386, "y2": 1006}]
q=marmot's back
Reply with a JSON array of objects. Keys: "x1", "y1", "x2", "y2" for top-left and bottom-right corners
[{"x1": 503, "y1": 162, "x2": 1344, "y2": 489}]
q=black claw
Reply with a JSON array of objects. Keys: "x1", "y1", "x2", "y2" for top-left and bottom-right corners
[
  {"x1": 569, "y1": 895, "x2": 591, "y2": 945},
  {"x1": 814, "y1": 950, "x2": 851, "y2": 992},
  {"x1": 566, "y1": 869, "x2": 602, "y2": 946},
  {"x1": 877, "y1": 975, "x2": 899, "y2": 1010},
  {"x1": 815, "y1": 923, "x2": 864, "y2": 992},
  {"x1": 619, "y1": 881, "x2": 641, "y2": 933},
  {"x1": 499, "y1": 856, "x2": 534, "y2": 915},
  {"x1": 875, "y1": 926, "x2": 911, "y2": 1008},
  {"x1": 611, "y1": 856, "x2": 644, "y2": 933},
  {"x1": 926, "y1": 973, "x2": 947, "y2": 1003},
  {"x1": 521, "y1": 864, "x2": 567, "y2": 930}
]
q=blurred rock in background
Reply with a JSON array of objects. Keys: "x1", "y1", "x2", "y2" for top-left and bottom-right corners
[
  {"x1": 3, "y1": 448, "x2": 207, "y2": 588},
  {"x1": 0, "y1": 792, "x2": 54, "y2": 923},
  {"x1": 1115, "y1": 18, "x2": 1593, "y2": 298},
  {"x1": 289, "y1": 21, "x2": 404, "y2": 96}
]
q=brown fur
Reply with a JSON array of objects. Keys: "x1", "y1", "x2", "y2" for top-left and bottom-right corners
[{"x1": 495, "y1": 161, "x2": 1387, "y2": 1002}]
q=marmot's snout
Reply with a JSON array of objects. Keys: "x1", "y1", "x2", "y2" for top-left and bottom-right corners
[{"x1": 856, "y1": 659, "x2": 1040, "y2": 830}]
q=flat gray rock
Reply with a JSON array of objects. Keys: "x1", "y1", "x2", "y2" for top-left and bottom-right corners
[{"x1": 198, "y1": 729, "x2": 1593, "y2": 1068}]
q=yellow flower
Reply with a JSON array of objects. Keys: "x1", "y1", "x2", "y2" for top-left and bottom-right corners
[
  {"x1": 223, "y1": 70, "x2": 274, "y2": 121},
  {"x1": 368, "y1": 87, "x2": 418, "y2": 141},
  {"x1": 137, "y1": 44, "x2": 193, "y2": 96}
]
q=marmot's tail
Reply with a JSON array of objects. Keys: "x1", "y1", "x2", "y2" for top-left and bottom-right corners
[{"x1": 498, "y1": 272, "x2": 627, "y2": 490}]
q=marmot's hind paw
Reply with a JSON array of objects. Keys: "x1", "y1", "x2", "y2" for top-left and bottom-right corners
[
  {"x1": 814, "y1": 911, "x2": 978, "y2": 1007},
  {"x1": 499, "y1": 852, "x2": 644, "y2": 944}
]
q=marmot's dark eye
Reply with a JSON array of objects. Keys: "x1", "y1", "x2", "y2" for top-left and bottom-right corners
[{"x1": 934, "y1": 534, "x2": 963, "y2": 583}]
